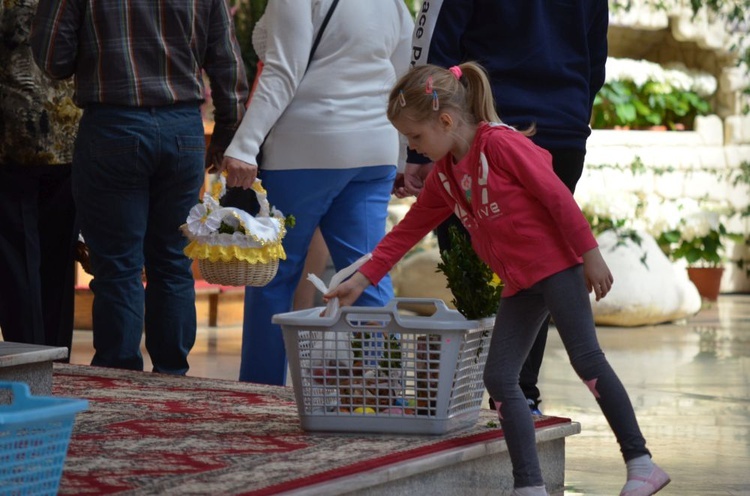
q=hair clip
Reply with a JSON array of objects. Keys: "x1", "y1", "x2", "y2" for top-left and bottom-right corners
[
  {"x1": 432, "y1": 90, "x2": 439, "y2": 111},
  {"x1": 448, "y1": 66, "x2": 463, "y2": 80},
  {"x1": 425, "y1": 76, "x2": 434, "y2": 94},
  {"x1": 398, "y1": 90, "x2": 406, "y2": 107}
]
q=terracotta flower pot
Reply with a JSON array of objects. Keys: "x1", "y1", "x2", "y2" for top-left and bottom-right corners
[{"x1": 687, "y1": 267, "x2": 724, "y2": 301}]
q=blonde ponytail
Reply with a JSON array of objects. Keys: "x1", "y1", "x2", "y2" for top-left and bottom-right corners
[
  {"x1": 388, "y1": 61, "x2": 499, "y2": 126},
  {"x1": 387, "y1": 62, "x2": 535, "y2": 137}
]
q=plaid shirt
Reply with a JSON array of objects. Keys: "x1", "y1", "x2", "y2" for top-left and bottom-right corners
[{"x1": 30, "y1": 0, "x2": 248, "y2": 150}]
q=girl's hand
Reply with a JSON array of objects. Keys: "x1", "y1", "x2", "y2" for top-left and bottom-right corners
[
  {"x1": 582, "y1": 247, "x2": 613, "y2": 301},
  {"x1": 324, "y1": 272, "x2": 371, "y2": 308}
]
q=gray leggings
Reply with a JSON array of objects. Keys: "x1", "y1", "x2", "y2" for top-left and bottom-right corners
[{"x1": 483, "y1": 265, "x2": 650, "y2": 488}]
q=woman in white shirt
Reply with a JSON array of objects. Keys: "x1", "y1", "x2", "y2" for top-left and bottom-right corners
[{"x1": 220, "y1": 0, "x2": 413, "y2": 385}]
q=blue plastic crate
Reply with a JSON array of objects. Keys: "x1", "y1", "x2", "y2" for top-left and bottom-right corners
[{"x1": 0, "y1": 381, "x2": 88, "y2": 496}]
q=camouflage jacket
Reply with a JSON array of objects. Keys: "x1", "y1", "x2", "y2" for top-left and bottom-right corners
[{"x1": 0, "y1": 0, "x2": 80, "y2": 166}]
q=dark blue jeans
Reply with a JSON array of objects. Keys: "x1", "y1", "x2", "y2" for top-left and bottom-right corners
[{"x1": 73, "y1": 103, "x2": 206, "y2": 374}]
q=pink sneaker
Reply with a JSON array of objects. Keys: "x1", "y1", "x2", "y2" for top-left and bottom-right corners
[{"x1": 619, "y1": 464, "x2": 671, "y2": 496}]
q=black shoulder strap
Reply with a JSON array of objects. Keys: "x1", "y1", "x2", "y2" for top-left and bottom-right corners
[{"x1": 307, "y1": 0, "x2": 339, "y2": 70}]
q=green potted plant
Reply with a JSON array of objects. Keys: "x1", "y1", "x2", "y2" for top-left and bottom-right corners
[
  {"x1": 591, "y1": 58, "x2": 715, "y2": 130},
  {"x1": 434, "y1": 225, "x2": 499, "y2": 371},
  {"x1": 654, "y1": 206, "x2": 735, "y2": 300},
  {"x1": 435, "y1": 225, "x2": 502, "y2": 321},
  {"x1": 609, "y1": 0, "x2": 750, "y2": 113}
]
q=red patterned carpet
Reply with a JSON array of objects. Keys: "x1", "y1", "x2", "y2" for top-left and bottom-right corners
[{"x1": 52, "y1": 364, "x2": 569, "y2": 495}]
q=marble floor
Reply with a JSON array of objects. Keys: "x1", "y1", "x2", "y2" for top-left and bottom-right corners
[{"x1": 64, "y1": 294, "x2": 750, "y2": 495}]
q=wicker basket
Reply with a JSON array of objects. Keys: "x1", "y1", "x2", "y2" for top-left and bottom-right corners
[
  {"x1": 183, "y1": 176, "x2": 287, "y2": 288},
  {"x1": 199, "y1": 258, "x2": 278, "y2": 287}
]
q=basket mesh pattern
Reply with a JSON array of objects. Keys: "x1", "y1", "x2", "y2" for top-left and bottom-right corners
[
  {"x1": 0, "y1": 418, "x2": 75, "y2": 495},
  {"x1": 199, "y1": 258, "x2": 278, "y2": 287},
  {"x1": 282, "y1": 318, "x2": 492, "y2": 434}
]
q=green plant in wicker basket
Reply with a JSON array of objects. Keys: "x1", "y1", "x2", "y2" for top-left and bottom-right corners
[{"x1": 436, "y1": 225, "x2": 503, "y2": 320}]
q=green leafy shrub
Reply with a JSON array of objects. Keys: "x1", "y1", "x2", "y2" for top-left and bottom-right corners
[
  {"x1": 592, "y1": 58, "x2": 714, "y2": 130},
  {"x1": 436, "y1": 225, "x2": 502, "y2": 320}
]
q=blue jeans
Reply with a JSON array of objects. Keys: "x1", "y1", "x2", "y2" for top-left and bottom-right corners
[
  {"x1": 239, "y1": 166, "x2": 396, "y2": 384},
  {"x1": 73, "y1": 103, "x2": 206, "y2": 374}
]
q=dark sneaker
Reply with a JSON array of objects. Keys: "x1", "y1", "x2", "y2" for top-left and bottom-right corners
[
  {"x1": 488, "y1": 397, "x2": 543, "y2": 415},
  {"x1": 527, "y1": 398, "x2": 543, "y2": 416}
]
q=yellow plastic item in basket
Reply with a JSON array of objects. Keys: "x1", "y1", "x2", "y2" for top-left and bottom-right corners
[{"x1": 182, "y1": 175, "x2": 287, "y2": 287}]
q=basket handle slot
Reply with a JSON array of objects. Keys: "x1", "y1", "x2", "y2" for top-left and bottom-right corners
[
  {"x1": 0, "y1": 381, "x2": 31, "y2": 405},
  {"x1": 336, "y1": 298, "x2": 466, "y2": 331},
  {"x1": 345, "y1": 314, "x2": 392, "y2": 329},
  {"x1": 385, "y1": 298, "x2": 456, "y2": 319}
]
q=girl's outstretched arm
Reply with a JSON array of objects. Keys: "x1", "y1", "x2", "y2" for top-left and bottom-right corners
[
  {"x1": 324, "y1": 272, "x2": 371, "y2": 308},
  {"x1": 582, "y1": 247, "x2": 613, "y2": 301}
]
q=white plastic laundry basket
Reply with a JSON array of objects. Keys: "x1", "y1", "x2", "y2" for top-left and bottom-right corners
[{"x1": 273, "y1": 298, "x2": 493, "y2": 435}]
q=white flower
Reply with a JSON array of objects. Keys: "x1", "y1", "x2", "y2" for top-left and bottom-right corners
[
  {"x1": 681, "y1": 211, "x2": 716, "y2": 241},
  {"x1": 691, "y1": 72, "x2": 718, "y2": 97},
  {"x1": 605, "y1": 57, "x2": 664, "y2": 87},
  {"x1": 639, "y1": 196, "x2": 681, "y2": 238},
  {"x1": 186, "y1": 201, "x2": 221, "y2": 236},
  {"x1": 578, "y1": 190, "x2": 639, "y2": 230},
  {"x1": 662, "y1": 63, "x2": 693, "y2": 92},
  {"x1": 673, "y1": 199, "x2": 721, "y2": 242},
  {"x1": 606, "y1": 57, "x2": 717, "y2": 96}
]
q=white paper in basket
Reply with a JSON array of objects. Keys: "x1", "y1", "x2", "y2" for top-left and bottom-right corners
[
  {"x1": 306, "y1": 252, "x2": 372, "y2": 317},
  {"x1": 304, "y1": 253, "x2": 372, "y2": 365},
  {"x1": 204, "y1": 207, "x2": 281, "y2": 243}
]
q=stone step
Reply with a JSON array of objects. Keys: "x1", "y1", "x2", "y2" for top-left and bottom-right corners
[
  {"x1": 284, "y1": 411, "x2": 579, "y2": 496},
  {"x1": 0, "y1": 342, "x2": 69, "y2": 400}
]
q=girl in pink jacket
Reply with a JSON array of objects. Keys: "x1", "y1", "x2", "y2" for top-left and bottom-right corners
[{"x1": 326, "y1": 63, "x2": 670, "y2": 496}]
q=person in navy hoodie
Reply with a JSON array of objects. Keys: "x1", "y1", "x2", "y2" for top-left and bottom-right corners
[{"x1": 396, "y1": 0, "x2": 609, "y2": 416}]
